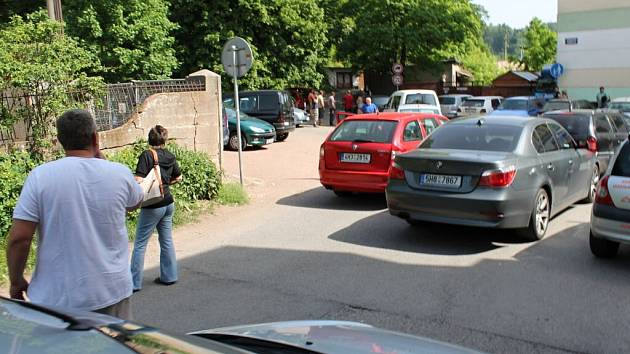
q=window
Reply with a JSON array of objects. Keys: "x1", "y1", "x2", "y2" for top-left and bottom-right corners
[
  {"x1": 498, "y1": 99, "x2": 528, "y2": 111},
  {"x1": 532, "y1": 130, "x2": 546, "y2": 153},
  {"x1": 611, "y1": 143, "x2": 630, "y2": 177},
  {"x1": 420, "y1": 124, "x2": 522, "y2": 152},
  {"x1": 403, "y1": 121, "x2": 422, "y2": 141},
  {"x1": 420, "y1": 118, "x2": 439, "y2": 136},
  {"x1": 336, "y1": 72, "x2": 352, "y2": 89},
  {"x1": 544, "y1": 113, "x2": 590, "y2": 140},
  {"x1": 239, "y1": 96, "x2": 258, "y2": 112},
  {"x1": 549, "y1": 122, "x2": 574, "y2": 149},
  {"x1": 462, "y1": 99, "x2": 485, "y2": 108},
  {"x1": 330, "y1": 120, "x2": 398, "y2": 143},
  {"x1": 534, "y1": 124, "x2": 559, "y2": 152},
  {"x1": 390, "y1": 96, "x2": 402, "y2": 110},
  {"x1": 404, "y1": 93, "x2": 436, "y2": 106},
  {"x1": 595, "y1": 115, "x2": 613, "y2": 134},
  {"x1": 608, "y1": 114, "x2": 628, "y2": 133},
  {"x1": 543, "y1": 101, "x2": 570, "y2": 112},
  {"x1": 259, "y1": 94, "x2": 278, "y2": 110},
  {"x1": 491, "y1": 99, "x2": 501, "y2": 109},
  {"x1": 439, "y1": 97, "x2": 456, "y2": 105}
]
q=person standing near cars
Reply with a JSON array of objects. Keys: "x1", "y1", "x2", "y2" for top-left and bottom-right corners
[
  {"x1": 597, "y1": 86, "x2": 611, "y2": 108},
  {"x1": 356, "y1": 93, "x2": 364, "y2": 114},
  {"x1": 7, "y1": 109, "x2": 144, "y2": 320},
  {"x1": 317, "y1": 90, "x2": 326, "y2": 126},
  {"x1": 130, "y1": 125, "x2": 183, "y2": 292},
  {"x1": 361, "y1": 97, "x2": 379, "y2": 113},
  {"x1": 343, "y1": 90, "x2": 353, "y2": 112},
  {"x1": 327, "y1": 91, "x2": 337, "y2": 126},
  {"x1": 308, "y1": 90, "x2": 318, "y2": 127}
]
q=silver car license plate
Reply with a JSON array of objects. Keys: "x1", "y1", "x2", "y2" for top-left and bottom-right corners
[
  {"x1": 340, "y1": 153, "x2": 371, "y2": 164},
  {"x1": 420, "y1": 174, "x2": 461, "y2": 188}
]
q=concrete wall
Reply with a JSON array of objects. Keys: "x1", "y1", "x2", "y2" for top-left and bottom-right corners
[{"x1": 99, "y1": 69, "x2": 223, "y2": 166}]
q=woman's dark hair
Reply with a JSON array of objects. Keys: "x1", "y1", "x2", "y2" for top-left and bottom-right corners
[{"x1": 148, "y1": 125, "x2": 168, "y2": 146}]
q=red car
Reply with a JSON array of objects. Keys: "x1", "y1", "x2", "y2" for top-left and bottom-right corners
[{"x1": 319, "y1": 112, "x2": 448, "y2": 195}]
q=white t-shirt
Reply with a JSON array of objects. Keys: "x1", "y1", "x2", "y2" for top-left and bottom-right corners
[{"x1": 13, "y1": 157, "x2": 144, "y2": 311}]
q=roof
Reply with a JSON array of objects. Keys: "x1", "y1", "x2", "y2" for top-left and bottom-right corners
[
  {"x1": 450, "y1": 116, "x2": 540, "y2": 127},
  {"x1": 511, "y1": 71, "x2": 539, "y2": 82},
  {"x1": 439, "y1": 94, "x2": 472, "y2": 98},
  {"x1": 504, "y1": 96, "x2": 537, "y2": 101},
  {"x1": 612, "y1": 97, "x2": 630, "y2": 102},
  {"x1": 345, "y1": 112, "x2": 441, "y2": 121}
]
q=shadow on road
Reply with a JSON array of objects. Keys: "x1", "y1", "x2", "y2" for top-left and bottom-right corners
[
  {"x1": 276, "y1": 186, "x2": 387, "y2": 211},
  {"x1": 328, "y1": 211, "x2": 531, "y2": 255}
]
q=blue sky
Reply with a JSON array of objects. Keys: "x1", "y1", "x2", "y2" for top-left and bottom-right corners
[{"x1": 472, "y1": 0, "x2": 558, "y2": 28}]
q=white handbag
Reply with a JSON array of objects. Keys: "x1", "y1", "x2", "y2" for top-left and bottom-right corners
[{"x1": 140, "y1": 149, "x2": 164, "y2": 207}]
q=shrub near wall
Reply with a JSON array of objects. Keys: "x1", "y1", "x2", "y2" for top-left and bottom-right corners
[{"x1": 0, "y1": 151, "x2": 38, "y2": 238}]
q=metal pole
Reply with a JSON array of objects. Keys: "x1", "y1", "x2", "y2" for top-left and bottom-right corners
[{"x1": 232, "y1": 45, "x2": 244, "y2": 185}]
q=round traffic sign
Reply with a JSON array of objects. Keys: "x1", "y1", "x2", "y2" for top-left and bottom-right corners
[
  {"x1": 221, "y1": 37, "x2": 254, "y2": 78},
  {"x1": 550, "y1": 63, "x2": 564, "y2": 79},
  {"x1": 392, "y1": 63, "x2": 404, "y2": 74},
  {"x1": 392, "y1": 74, "x2": 403, "y2": 86}
]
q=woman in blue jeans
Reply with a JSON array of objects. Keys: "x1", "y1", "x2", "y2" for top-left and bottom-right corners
[{"x1": 131, "y1": 125, "x2": 183, "y2": 291}]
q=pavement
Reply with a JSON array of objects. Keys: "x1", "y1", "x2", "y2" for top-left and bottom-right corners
[{"x1": 129, "y1": 125, "x2": 630, "y2": 354}]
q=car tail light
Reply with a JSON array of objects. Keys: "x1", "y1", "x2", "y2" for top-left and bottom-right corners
[
  {"x1": 595, "y1": 176, "x2": 614, "y2": 205},
  {"x1": 587, "y1": 136, "x2": 598, "y2": 152},
  {"x1": 389, "y1": 161, "x2": 405, "y2": 180},
  {"x1": 479, "y1": 166, "x2": 517, "y2": 188},
  {"x1": 320, "y1": 145, "x2": 325, "y2": 158},
  {"x1": 480, "y1": 109, "x2": 487, "y2": 113}
]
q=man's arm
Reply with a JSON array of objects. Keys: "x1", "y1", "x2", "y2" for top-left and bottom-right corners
[{"x1": 7, "y1": 220, "x2": 37, "y2": 300}]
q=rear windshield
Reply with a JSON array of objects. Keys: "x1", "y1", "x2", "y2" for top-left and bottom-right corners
[
  {"x1": 498, "y1": 99, "x2": 531, "y2": 110},
  {"x1": 440, "y1": 97, "x2": 456, "y2": 105},
  {"x1": 420, "y1": 124, "x2": 522, "y2": 152},
  {"x1": 405, "y1": 94, "x2": 436, "y2": 106},
  {"x1": 610, "y1": 102, "x2": 630, "y2": 112},
  {"x1": 543, "y1": 101, "x2": 570, "y2": 112},
  {"x1": 612, "y1": 143, "x2": 630, "y2": 177},
  {"x1": 400, "y1": 108, "x2": 439, "y2": 114},
  {"x1": 461, "y1": 99, "x2": 484, "y2": 108},
  {"x1": 544, "y1": 114, "x2": 590, "y2": 138},
  {"x1": 330, "y1": 120, "x2": 398, "y2": 143}
]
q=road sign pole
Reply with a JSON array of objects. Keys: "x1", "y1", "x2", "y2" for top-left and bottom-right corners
[{"x1": 232, "y1": 45, "x2": 244, "y2": 185}]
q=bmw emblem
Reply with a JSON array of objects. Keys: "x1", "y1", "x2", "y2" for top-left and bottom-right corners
[{"x1": 436, "y1": 161, "x2": 443, "y2": 169}]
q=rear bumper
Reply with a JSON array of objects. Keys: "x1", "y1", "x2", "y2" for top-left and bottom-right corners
[
  {"x1": 386, "y1": 180, "x2": 534, "y2": 228},
  {"x1": 591, "y1": 205, "x2": 630, "y2": 244},
  {"x1": 319, "y1": 168, "x2": 389, "y2": 193}
]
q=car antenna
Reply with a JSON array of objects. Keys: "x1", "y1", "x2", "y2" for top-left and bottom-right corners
[{"x1": 476, "y1": 118, "x2": 485, "y2": 126}]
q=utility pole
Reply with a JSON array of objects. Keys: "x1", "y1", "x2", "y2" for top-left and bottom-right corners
[
  {"x1": 503, "y1": 30, "x2": 509, "y2": 62},
  {"x1": 46, "y1": 0, "x2": 63, "y2": 21}
]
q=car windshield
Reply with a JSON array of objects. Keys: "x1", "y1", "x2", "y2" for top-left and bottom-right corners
[
  {"x1": 611, "y1": 143, "x2": 630, "y2": 177},
  {"x1": 405, "y1": 93, "x2": 436, "y2": 105},
  {"x1": 461, "y1": 99, "x2": 484, "y2": 108},
  {"x1": 544, "y1": 114, "x2": 590, "y2": 138},
  {"x1": 225, "y1": 108, "x2": 254, "y2": 120},
  {"x1": 498, "y1": 99, "x2": 530, "y2": 111},
  {"x1": 420, "y1": 123, "x2": 522, "y2": 152},
  {"x1": 543, "y1": 101, "x2": 570, "y2": 112},
  {"x1": 440, "y1": 97, "x2": 456, "y2": 105},
  {"x1": 329, "y1": 120, "x2": 398, "y2": 143},
  {"x1": 400, "y1": 108, "x2": 439, "y2": 114},
  {"x1": 610, "y1": 102, "x2": 630, "y2": 112}
]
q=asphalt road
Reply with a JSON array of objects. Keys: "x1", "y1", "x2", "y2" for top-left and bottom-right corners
[{"x1": 133, "y1": 126, "x2": 630, "y2": 354}]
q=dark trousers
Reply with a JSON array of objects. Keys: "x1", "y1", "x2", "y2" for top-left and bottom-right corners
[{"x1": 329, "y1": 109, "x2": 336, "y2": 126}]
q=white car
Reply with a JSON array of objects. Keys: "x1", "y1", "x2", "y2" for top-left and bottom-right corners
[
  {"x1": 397, "y1": 104, "x2": 441, "y2": 114},
  {"x1": 590, "y1": 139, "x2": 630, "y2": 258},
  {"x1": 385, "y1": 89, "x2": 441, "y2": 115},
  {"x1": 439, "y1": 94, "x2": 472, "y2": 118},
  {"x1": 292, "y1": 107, "x2": 309, "y2": 127},
  {"x1": 456, "y1": 96, "x2": 502, "y2": 117}
]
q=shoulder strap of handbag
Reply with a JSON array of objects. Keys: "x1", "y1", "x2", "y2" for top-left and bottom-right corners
[{"x1": 149, "y1": 148, "x2": 165, "y2": 196}]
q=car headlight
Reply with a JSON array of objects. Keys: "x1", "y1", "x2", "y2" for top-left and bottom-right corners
[{"x1": 250, "y1": 127, "x2": 265, "y2": 133}]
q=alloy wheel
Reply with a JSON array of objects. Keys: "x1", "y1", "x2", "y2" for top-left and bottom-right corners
[
  {"x1": 590, "y1": 166, "x2": 600, "y2": 201},
  {"x1": 535, "y1": 191, "x2": 550, "y2": 236}
]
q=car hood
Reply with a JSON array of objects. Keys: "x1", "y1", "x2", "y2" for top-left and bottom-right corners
[
  {"x1": 190, "y1": 320, "x2": 482, "y2": 354},
  {"x1": 228, "y1": 115, "x2": 275, "y2": 131}
]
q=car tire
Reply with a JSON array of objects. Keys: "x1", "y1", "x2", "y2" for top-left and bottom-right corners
[
  {"x1": 333, "y1": 190, "x2": 352, "y2": 197},
  {"x1": 581, "y1": 165, "x2": 599, "y2": 203},
  {"x1": 228, "y1": 132, "x2": 247, "y2": 151},
  {"x1": 276, "y1": 133, "x2": 289, "y2": 142},
  {"x1": 589, "y1": 231, "x2": 619, "y2": 258},
  {"x1": 519, "y1": 188, "x2": 550, "y2": 241}
]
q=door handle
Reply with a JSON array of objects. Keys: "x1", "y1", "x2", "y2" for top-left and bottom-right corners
[
  {"x1": 568, "y1": 159, "x2": 573, "y2": 165},
  {"x1": 547, "y1": 163, "x2": 555, "y2": 171}
]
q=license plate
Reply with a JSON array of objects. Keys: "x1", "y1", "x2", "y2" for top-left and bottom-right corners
[
  {"x1": 465, "y1": 108, "x2": 477, "y2": 113},
  {"x1": 284, "y1": 122, "x2": 290, "y2": 126},
  {"x1": 266, "y1": 138, "x2": 274, "y2": 144},
  {"x1": 340, "y1": 153, "x2": 371, "y2": 164},
  {"x1": 420, "y1": 174, "x2": 461, "y2": 188}
]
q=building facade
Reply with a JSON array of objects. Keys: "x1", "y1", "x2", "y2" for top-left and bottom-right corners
[{"x1": 557, "y1": 0, "x2": 630, "y2": 100}]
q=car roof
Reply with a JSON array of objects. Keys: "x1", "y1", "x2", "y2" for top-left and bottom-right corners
[
  {"x1": 450, "y1": 115, "x2": 548, "y2": 127},
  {"x1": 439, "y1": 94, "x2": 472, "y2": 97},
  {"x1": 398, "y1": 103, "x2": 439, "y2": 108},
  {"x1": 612, "y1": 97, "x2": 630, "y2": 102},
  {"x1": 345, "y1": 112, "x2": 441, "y2": 121},
  {"x1": 504, "y1": 96, "x2": 536, "y2": 100},
  {"x1": 544, "y1": 109, "x2": 596, "y2": 118},
  {"x1": 468, "y1": 96, "x2": 502, "y2": 100},
  {"x1": 391, "y1": 89, "x2": 437, "y2": 95}
]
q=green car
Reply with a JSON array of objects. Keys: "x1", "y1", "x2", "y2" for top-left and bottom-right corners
[{"x1": 225, "y1": 108, "x2": 276, "y2": 150}]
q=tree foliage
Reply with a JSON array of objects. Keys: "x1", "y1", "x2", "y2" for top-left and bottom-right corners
[
  {"x1": 63, "y1": 0, "x2": 178, "y2": 83},
  {"x1": 522, "y1": 18, "x2": 557, "y2": 72},
  {"x1": 169, "y1": 0, "x2": 329, "y2": 90},
  {"x1": 0, "y1": 11, "x2": 102, "y2": 157}
]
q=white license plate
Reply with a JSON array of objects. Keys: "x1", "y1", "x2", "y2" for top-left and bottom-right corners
[
  {"x1": 340, "y1": 153, "x2": 371, "y2": 164},
  {"x1": 420, "y1": 174, "x2": 461, "y2": 188},
  {"x1": 266, "y1": 138, "x2": 274, "y2": 144},
  {"x1": 284, "y1": 122, "x2": 290, "y2": 126},
  {"x1": 465, "y1": 108, "x2": 477, "y2": 113}
]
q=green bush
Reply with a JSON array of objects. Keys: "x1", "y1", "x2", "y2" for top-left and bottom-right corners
[
  {"x1": 217, "y1": 182, "x2": 249, "y2": 205},
  {"x1": 0, "y1": 150, "x2": 39, "y2": 239}
]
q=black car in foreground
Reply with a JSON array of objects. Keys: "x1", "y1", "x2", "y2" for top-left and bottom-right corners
[{"x1": 386, "y1": 116, "x2": 597, "y2": 240}]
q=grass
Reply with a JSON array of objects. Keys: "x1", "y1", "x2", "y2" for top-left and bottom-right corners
[{"x1": 216, "y1": 182, "x2": 249, "y2": 205}]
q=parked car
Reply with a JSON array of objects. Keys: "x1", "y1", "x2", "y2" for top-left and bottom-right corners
[
  {"x1": 439, "y1": 94, "x2": 472, "y2": 118},
  {"x1": 319, "y1": 112, "x2": 448, "y2": 196},
  {"x1": 589, "y1": 139, "x2": 630, "y2": 258},
  {"x1": 224, "y1": 90, "x2": 295, "y2": 142},
  {"x1": 544, "y1": 110, "x2": 629, "y2": 176},
  {"x1": 456, "y1": 96, "x2": 502, "y2": 117},
  {"x1": 371, "y1": 95, "x2": 390, "y2": 112},
  {"x1": 222, "y1": 106, "x2": 229, "y2": 147},
  {"x1": 385, "y1": 89, "x2": 442, "y2": 115},
  {"x1": 608, "y1": 97, "x2": 630, "y2": 121},
  {"x1": 0, "y1": 297, "x2": 480, "y2": 354},
  {"x1": 292, "y1": 107, "x2": 309, "y2": 127},
  {"x1": 488, "y1": 96, "x2": 542, "y2": 117},
  {"x1": 386, "y1": 116, "x2": 598, "y2": 240},
  {"x1": 541, "y1": 99, "x2": 595, "y2": 113},
  {"x1": 397, "y1": 104, "x2": 441, "y2": 114},
  {"x1": 224, "y1": 108, "x2": 276, "y2": 151}
]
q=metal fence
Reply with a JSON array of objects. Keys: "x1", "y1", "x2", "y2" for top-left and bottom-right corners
[{"x1": 93, "y1": 76, "x2": 206, "y2": 131}]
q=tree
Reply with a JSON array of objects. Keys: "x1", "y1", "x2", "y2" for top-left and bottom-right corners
[
  {"x1": 169, "y1": 0, "x2": 329, "y2": 90},
  {"x1": 0, "y1": 11, "x2": 102, "y2": 157},
  {"x1": 63, "y1": 0, "x2": 178, "y2": 83},
  {"x1": 522, "y1": 18, "x2": 557, "y2": 72},
  {"x1": 0, "y1": 0, "x2": 43, "y2": 24}
]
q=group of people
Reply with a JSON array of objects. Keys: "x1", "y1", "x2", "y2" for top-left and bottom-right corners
[
  {"x1": 7, "y1": 109, "x2": 181, "y2": 320},
  {"x1": 343, "y1": 90, "x2": 379, "y2": 114},
  {"x1": 300, "y1": 89, "x2": 336, "y2": 127}
]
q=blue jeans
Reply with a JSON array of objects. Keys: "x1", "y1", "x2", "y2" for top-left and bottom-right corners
[{"x1": 130, "y1": 203, "x2": 176, "y2": 290}]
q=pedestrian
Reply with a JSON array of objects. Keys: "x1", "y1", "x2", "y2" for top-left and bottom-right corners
[
  {"x1": 361, "y1": 97, "x2": 379, "y2": 114},
  {"x1": 130, "y1": 125, "x2": 183, "y2": 292},
  {"x1": 561, "y1": 90, "x2": 569, "y2": 99},
  {"x1": 327, "y1": 91, "x2": 337, "y2": 126},
  {"x1": 317, "y1": 90, "x2": 325, "y2": 126},
  {"x1": 308, "y1": 90, "x2": 318, "y2": 127},
  {"x1": 356, "y1": 93, "x2": 364, "y2": 114},
  {"x1": 343, "y1": 90, "x2": 353, "y2": 112},
  {"x1": 7, "y1": 109, "x2": 144, "y2": 320},
  {"x1": 596, "y1": 86, "x2": 610, "y2": 108}
]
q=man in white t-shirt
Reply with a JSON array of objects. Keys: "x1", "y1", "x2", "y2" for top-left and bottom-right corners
[{"x1": 7, "y1": 109, "x2": 144, "y2": 319}]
